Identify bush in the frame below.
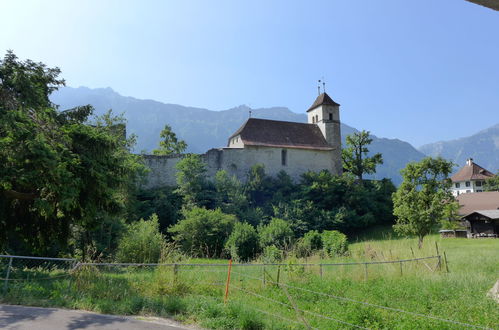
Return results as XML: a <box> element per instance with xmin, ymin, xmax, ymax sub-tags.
<box><xmin>295</xmin><ymin>230</ymin><xmax>323</xmax><ymax>258</ymax></box>
<box><xmin>261</xmin><ymin>245</ymin><xmax>283</xmax><ymax>263</ymax></box>
<box><xmin>322</xmin><ymin>230</ymin><xmax>348</xmax><ymax>257</ymax></box>
<box><xmin>225</xmin><ymin>222</ymin><xmax>259</xmax><ymax>262</ymax></box>
<box><xmin>168</xmin><ymin>207</ymin><xmax>236</xmax><ymax>258</ymax></box>
<box><xmin>115</xmin><ymin>214</ymin><xmax>165</xmax><ymax>263</ymax></box>
<box><xmin>258</xmin><ymin>218</ymin><xmax>294</xmax><ymax>250</ymax></box>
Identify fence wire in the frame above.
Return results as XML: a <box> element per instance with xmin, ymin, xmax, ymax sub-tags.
<box><xmin>0</xmin><ymin>254</ymin><xmax>490</xmax><ymax>330</ymax></box>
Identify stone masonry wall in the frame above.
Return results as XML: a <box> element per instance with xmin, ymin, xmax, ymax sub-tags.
<box><xmin>141</xmin><ymin>146</ymin><xmax>339</xmax><ymax>189</ymax></box>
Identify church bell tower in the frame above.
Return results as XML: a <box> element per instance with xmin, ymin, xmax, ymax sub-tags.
<box><xmin>307</xmin><ymin>91</ymin><xmax>342</xmax><ymax>174</ymax></box>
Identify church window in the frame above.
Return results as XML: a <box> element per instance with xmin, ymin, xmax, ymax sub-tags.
<box><xmin>315</xmin><ymin>115</ymin><xmax>318</xmax><ymax>123</ymax></box>
<box><xmin>465</xmin><ymin>181</ymin><xmax>470</xmax><ymax>187</ymax></box>
<box><xmin>476</xmin><ymin>181</ymin><xmax>482</xmax><ymax>187</ymax></box>
<box><xmin>312</xmin><ymin>117</ymin><xmax>315</xmax><ymax>124</ymax></box>
<box><xmin>455</xmin><ymin>183</ymin><xmax>460</xmax><ymax>188</ymax></box>
<box><xmin>281</xmin><ymin>149</ymin><xmax>287</xmax><ymax>166</ymax></box>
<box><xmin>329</xmin><ymin>113</ymin><xmax>333</xmax><ymax>121</ymax></box>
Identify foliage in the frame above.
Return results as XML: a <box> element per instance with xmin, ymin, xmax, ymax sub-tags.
<box><xmin>152</xmin><ymin>124</ymin><xmax>187</xmax><ymax>156</ymax></box>
<box><xmin>261</xmin><ymin>244</ymin><xmax>283</xmax><ymax>263</ymax></box>
<box><xmin>175</xmin><ymin>154</ymin><xmax>213</xmax><ymax>209</ymax></box>
<box><xmin>168</xmin><ymin>207</ymin><xmax>236</xmax><ymax>258</ymax></box>
<box><xmin>393</xmin><ymin>157</ymin><xmax>454</xmax><ymax>247</ymax></box>
<box><xmin>483</xmin><ymin>172</ymin><xmax>499</xmax><ymax>191</ymax></box>
<box><xmin>440</xmin><ymin>201</ymin><xmax>464</xmax><ymax>230</ymax></box>
<box><xmin>225</xmin><ymin>222</ymin><xmax>259</xmax><ymax>261</ymax></box>
<box><xmin>321</xmin><ymin>230</ymin><xmax>348</xmax><ymax>257</ymax></box>
<box><xmin>214</xmin><ymin>170</ymin><xmax>248</xmax><ymax>216</ymax></box>
<box><xmin>294</xmin><ymin>230</ymin><xmax>323</xmax><ymax>258</ymax></box>
<box><xmin>115</xmin><ymin>214</ymin><xmax>165</xmax><ymax>263</ymax></box>
<box><xmin>342</xmin><ymin>130</ymin><xmax>383</xmax><ymax>182</ymax></box>
<box><xmin>0</xmin><ymin>51</ymin><xmax>143</xmax><ymax>255</ymax></box>
<box><xmin>258</xmin><ymin>218</ymin><xmax>294</xmax><ymax>250</ymax></box>
<box><xmin>131</xmin><ymin>186</ymin><xmax>183</xmax><ymax>233</ymax></box>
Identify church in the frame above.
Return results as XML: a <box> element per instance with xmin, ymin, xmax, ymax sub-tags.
<box><xmin>142</xmin><ymin>92</ymin><xmax>343</xmax><ymax>189</ymax></box>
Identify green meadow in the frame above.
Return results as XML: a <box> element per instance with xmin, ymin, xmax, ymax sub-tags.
<box><xmin>2</xmin><ymin>235</ymin><xmax>498</xmax><ymax>329</ymax></box>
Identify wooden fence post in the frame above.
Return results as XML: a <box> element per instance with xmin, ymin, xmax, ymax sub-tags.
<box><xmin>262</xmin><ymin>266</ymin><xmax>266</xmax><ymax>286</ymax></box>
<box><xmin>276</xmin><ymin>265</ymin><xmax>281</xmax><ymax>285</ymax></box>
<box><xmin>173</xmin><ymin>263</ymin><xmax>178</xmax><ymax>283</ymax></box>
<box><xmin>364</xmin><ymin>263</ymin><xmax>368</xmax><ymax>281</ymax></box>
<box><xmin>399</xmin><ymin>261</ymin><xmax>403</xmax><ymax>276</ymax></box>
<box><xmin>443</xmin><ymin>251</ymin><xmax>449</xmax><ymax>273</ymax></box>
<box><xmin>319</xmin><ymin>264</ymin><xmax>323</xmax><ymax>279</ymax></box>
<box><xmin>224</xmin><ymin>259</ymin><xmax>233</xmax><ymax>304</ymax></box>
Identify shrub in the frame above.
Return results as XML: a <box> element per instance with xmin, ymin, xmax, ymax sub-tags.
<box><xmin>295</xmin><ymin>230</ymin><xmax>323</xmax><ymax>258</ymax></box>
<box><xmin>168</xmin><ymin>207</ymin><xmax>236</xmax><ymax>258</ymax></box>
<box><xmin>261</xmin><ymin>245</ymin><xmax>282</xmax><ymax>263</ymax></box>
<box><xmin>115</xmin><ymin>214</ymin><xmax>165</xmax><ymax>263</ymax></box>
<box><xmin>225</xmin><ymin>222</ymin><xmax>259</xmax><ymax>262</ymax></box>
<box><xmin>258</xmin><ymin>218</ymin><xmax>294</xmax><ymax>249</ymax></box>
<box><xmin>322</xmin><ymin>230</ymin><xmax>348</xmax><ymax>257</ymax></box>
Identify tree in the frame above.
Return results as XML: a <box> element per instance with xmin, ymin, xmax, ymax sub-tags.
<box><xmin>115</xmin><ymin>214</ymin><xmax>165</xmax><ymax>263</ymax></box>
<box><xmin>342</xmin><ymin>130</ymin><xmax>383</xmax><ymax>182</ymax></box>
<box><xmin>392</xmin><ymin>157</ymin><xmax>454</xmax><ymax>248</ymax></box>
<box><xmin>258</xmin><ymin>218</ymin><xmax>294</xmax><ymax>250</ymax></box>
<box><xmin>168</xmin><ymin>207</ymin><xmax>236</xmax><ymax>258</ymax></box>
<box><xmin>0</xmin><ymin>51</ymin><xmax>144</xmax><ymax>255</ymax></box>
<box><xmin>225</xmin><ymin>222</ymin><xmax>259</xmax><ymax>261</ymax></box>
<box><xmin>153</xmin><ymin>124</ymin><xmax>187</xmax><ymax>156</ymax></box>
<box><xmin>484</xmin><ymin>173</ymin><xmax>499</xmax><ymax>191</ymax></box>
<box><xmin>175</xmin><ymin>154</ymin><xmax>213</xmax><ymax>209</ymax></box>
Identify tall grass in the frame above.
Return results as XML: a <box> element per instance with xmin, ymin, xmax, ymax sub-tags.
<box><xmin>1</xmin><ymin>235</ymin><xmax>498</xmax><ymax>329</ymax></box>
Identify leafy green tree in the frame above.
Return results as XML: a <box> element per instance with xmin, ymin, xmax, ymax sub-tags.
<box><xmin>484</xmin><ymin>172</ymin><xmax>499</xmax><ymax>191</ymax></box>
<box><xmin>246</xmin><ymin>164</ymin><xmax>273</xmax><ymax>208</ymax></box>
<box><xmin>392</xmin><ymin>157</ymin><xmax>454</xmax><ymax>248</ymax></box>
<box><xmin>153</xmin><ymin>124</ymin><xmax>187</xmax><ymax>155</ymax></box>
<box><xmin>225</xmin><ymin>222</ymin><xmax>259</xmax><ymax>261</ymax></box>
<box><xmin>115</xmin><ymin>214</ymin><xmax>165</xmax><ymax>263</ymax></box>
<box><xmin>342</xmin><ymin>130</ymin><xmax>383</xmax><ymax>182</ymax></box>
<box><xmin>175</xmin><ymin>154</ymin><xmax>213</xmax><ymax>209</ymax></box>
<box><xmin>168</xmin><ymin>207</ymin><xmax>236</xmax><ymax>258</ymax></box>
<box><xmin>0</xmin><ymin>51</ymin><xmax>143</xmax><ymax>255</ymax></box>
<box><xmin>258</xmin><ymin>218</ymin><xmax>294</xmax><ymax>250</ymax></box>
<box><xmin>214</xmin><ymin>170</ymin><xmax>248</xmax><ymax>215</ymax></box>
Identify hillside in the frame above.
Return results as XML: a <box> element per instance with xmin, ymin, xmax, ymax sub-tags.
<box><xmin>51</xmin><ymin>86</ymin><xmax>426</xmax><ymax>184</ymax></box>
<box><xmin>419</xmin><ymin>124</ymin><xmax>499</xmax><ymax>173</ymax></box>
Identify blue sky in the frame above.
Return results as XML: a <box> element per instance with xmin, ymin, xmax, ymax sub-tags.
<box><xmin>1</xmin><ymin>0</ymin><xmax>498</xmax><ymax>147</ymax></box>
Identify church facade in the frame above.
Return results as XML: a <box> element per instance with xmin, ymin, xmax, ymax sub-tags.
<box><xmin>142</xmin><ymin>92</ymin><xmax>343</xmax><ymax>189</ymax></box>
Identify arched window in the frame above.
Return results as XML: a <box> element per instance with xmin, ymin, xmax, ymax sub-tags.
<box><xmin>329</xmin><ymin>113</ymin><xmax>333</xmax><ymax>121</ymax></box>
<box><xmin>315</xmin><ymin>115</ymin><xmax>319</xmax><ymax>123</ymax></box>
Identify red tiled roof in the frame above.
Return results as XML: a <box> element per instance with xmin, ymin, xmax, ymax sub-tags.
<box><xmin>228</xmin><ymin>118</ymin><xmax>333</xmax><ymax>151</ymax></box>
<box><xmin>451</xmin><ymin>161</ymin><xmax>495</xmax><ymax>182</ymax></box>
<box><xmin>457</xmin><ymin>191</ymin><xmax>499</xmax><ymax>216</ymax></box>
<box><xmin>307</xmin><ymin>92</ymin><xmax>340</xmax><ymax>112</ymax></box>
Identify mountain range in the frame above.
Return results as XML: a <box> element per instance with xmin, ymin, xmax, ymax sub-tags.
<box><xmin>50</xmin><ymin>87</ymin><xmax>498</xmax><ymax>185</ymax></box>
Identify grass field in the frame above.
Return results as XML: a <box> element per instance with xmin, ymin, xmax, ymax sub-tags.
<box><xmin>1</xmin><ymin>234</ymin><xmax>498</xmax><ymax>329</ymax></box>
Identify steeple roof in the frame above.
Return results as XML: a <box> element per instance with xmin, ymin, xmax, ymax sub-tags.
<box><xmin>307</xmin><ymin>92</ymin><xmax>340</xmax><ymax>112</ymax></box>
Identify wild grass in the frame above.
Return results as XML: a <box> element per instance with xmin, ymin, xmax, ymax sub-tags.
<box><xmin>1</xmin><ymin>235</ymin><xmax>498</xmax><ymax>329</ymax></box>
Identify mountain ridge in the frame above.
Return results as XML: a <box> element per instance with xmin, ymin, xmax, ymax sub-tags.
<box><xmin>51</xmin><ymin>86</ymin><xmax>429</xmax><ymax>185</ymax></box>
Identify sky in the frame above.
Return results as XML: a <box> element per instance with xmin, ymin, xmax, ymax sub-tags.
<box><xmin>1</xmin><ymin>0</ymin><xmax>498</xmax><ymax>147</ymax></box>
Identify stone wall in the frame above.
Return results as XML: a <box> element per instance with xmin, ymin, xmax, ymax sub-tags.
<box><xmin>141</xmin><ymin>146</ymin><xmax>340</xmax><ymax>189</ymax></box>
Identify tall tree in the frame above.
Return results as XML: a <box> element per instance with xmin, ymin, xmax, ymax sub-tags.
<box><xmin>392</xmin><ymin>157</ymin><xmax>454</xmax><ymax>248</ymax></box>
<box><xmin>153</xmin><ymin>124</ymin><xmax>187</xmax><ymax>155</ymax></box>
<box><xmin>342</xmin><ymin>130</ymin><xmax>383</xmax><ymax>182</ymax></box>
<box><xmin>175</xmin><ymin>154</ymin><xmax>213</xmax><ymax>208</ymax></box>
<box><xmin>484</xmin><ymin>172</ymin><xmax>499</xmax><ymax>191</ymax></box>
<box><xmin>0</xmin><ymin>51</ymin><xmax>143</xmax><ymax>255</ymax></box>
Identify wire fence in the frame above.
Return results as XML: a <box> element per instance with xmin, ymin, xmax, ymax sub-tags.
<box><xmin>0</xmin><ymin>254</ymin><xmax>491</xmax><ymax>329</ymax></box>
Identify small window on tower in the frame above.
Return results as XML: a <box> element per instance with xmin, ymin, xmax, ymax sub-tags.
<box><xmin>329</xmin><ymin>113</ymin><xmax>333</xmax><ymax>121</ymax></box>
<box><xmin>281</xmin><ymin>149</ymin><xmax>287</xmax><ymax>166</ymax></box>
<box><xmin>315</xmin><ymin>115</ymin><xmax>318</xmax><ymax>123</ymax></box>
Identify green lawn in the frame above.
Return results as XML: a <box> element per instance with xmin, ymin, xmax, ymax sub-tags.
<box><xmin>1</xmin><ymin>235</ymin><xmax>498</xmax><ymax>329</ymax></box>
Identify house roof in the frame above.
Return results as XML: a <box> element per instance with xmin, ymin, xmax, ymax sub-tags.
<box><xmin>464</xmin><ymin>210</ymin><xmax>499</xmax><ymax>220</ymax></box>
<box><xmin>451</xmin><ymin>161</ymin><xmax>495</xmax><ymax>182</ymax></box>
<box><xmin>457</xmin><ymin>191</ymin><xmax>499</xmax><ymax>216</ymax></box>
<box><xmin>228</xmin><ymin>118</ymin><xmax>333</xmax><ymax>150</ymax></box>
<box><xmin>307</xmin><ymin>92</ymin><xmax>340</xmax><ymax>112</ymax></box>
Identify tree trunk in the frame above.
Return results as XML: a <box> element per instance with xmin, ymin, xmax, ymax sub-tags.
<box><xmin>418</xmin><ymin>236</ymin><xmax>424</xmax><ymax>249</ymax></box>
